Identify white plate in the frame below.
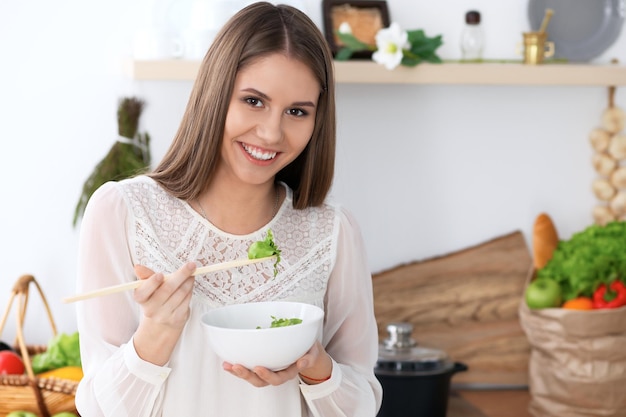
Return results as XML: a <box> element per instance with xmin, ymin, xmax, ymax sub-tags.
<box><xmin>528</xmin><ymin>0</ymin><xmax>625</xmax><ymax>62</ymax></box>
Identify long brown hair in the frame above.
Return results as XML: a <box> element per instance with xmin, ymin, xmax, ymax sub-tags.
<box><xmin>148</xmin><ymin>2</ymin><xmax>336</xmax><ymax>209</ymax></box>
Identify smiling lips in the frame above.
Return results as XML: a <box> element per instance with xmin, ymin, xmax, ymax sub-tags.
<box><xmin>242</xmin><ymin>143</ymin><xmax>278</xmax><ymax>161</ymax></box>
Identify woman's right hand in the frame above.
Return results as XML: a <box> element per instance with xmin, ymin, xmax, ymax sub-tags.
<box><xmin>134</xmin><ymin>262</ymin><xmax>197</xmax><ymax>328</ymax></box>
<box><xmin>131</xmin><ymin>262</ymin><xmax>197</xmax><ymax>365</ymax></box>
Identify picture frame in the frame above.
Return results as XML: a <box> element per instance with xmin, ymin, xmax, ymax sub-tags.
<box><xmin>322</xmin><ymin>0</ymin><xmax>391</xmax><ymax>59</ymax></box>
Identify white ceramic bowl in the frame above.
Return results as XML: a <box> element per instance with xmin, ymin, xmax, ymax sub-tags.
<box><xmin>201</xmin><ymin>301</ymin><xmax>324</xmax><ymax>371</ymax></box>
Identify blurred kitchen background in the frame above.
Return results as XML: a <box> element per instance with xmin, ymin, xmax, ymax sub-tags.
<box><xmin>1</xmin><ymin>0</ymin><xmax>624</xmax><ymax>343</ymax></box>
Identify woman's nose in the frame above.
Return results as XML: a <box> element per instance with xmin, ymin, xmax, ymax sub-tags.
<box><xmin>256</xmin><ymin>112</ymin><xmax>283</xmax><ymax>143</ymax></box>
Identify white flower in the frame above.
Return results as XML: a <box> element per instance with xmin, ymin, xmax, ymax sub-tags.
<box><xmin>372</xmin><ymin>22</ymin><xmax>409</xmax><ymax>70</ymax></box>
<box><xmin>338</xmin><ymin>22</ymin><xmax>352</xmax><ymax>35</ymax></box>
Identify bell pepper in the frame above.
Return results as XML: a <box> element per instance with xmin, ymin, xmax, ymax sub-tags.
<box><xmin>592</xmin><ymin>280</ymin><xmax>626</xmax><ymax>309</ymax></box>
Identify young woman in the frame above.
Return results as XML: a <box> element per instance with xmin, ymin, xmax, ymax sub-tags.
<box><xmin>75</xmin><ymin>2</ymin><xmax>382</xmax><ymax>416</ymax></box>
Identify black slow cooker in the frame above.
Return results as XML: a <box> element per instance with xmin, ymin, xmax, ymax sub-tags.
<box><xmin>375</xmin><ymin>322</ymin><xmax>468</xmax><ymax>417</ymax></box>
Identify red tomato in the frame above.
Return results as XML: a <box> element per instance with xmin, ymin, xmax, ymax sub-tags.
<box><xmin>0</xmin><ymin>350</ymin><xmax>25</xmax><ymax>375</ymax></box>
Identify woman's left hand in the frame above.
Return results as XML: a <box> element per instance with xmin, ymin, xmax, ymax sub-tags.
<box><xmin>223</xmin><ymin>340</ymin><xmax>332</xmax><ymax>387</ymax></box>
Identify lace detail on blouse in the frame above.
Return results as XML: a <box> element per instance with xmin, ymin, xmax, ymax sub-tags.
<box><xmin>117</xmin><ymin>177</ymin><xmax>337</xmax><ymax>307</ymax></box>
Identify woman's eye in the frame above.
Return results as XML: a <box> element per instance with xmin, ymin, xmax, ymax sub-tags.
<box><xmin>244</xmin><ymin>97</ymin><xmax>263</xmax><ymax>107</ymax></box>
<box><xmin>287</xmin><ymin>108</ymin><xmax>308</xmax><ymax>117</ymax></box>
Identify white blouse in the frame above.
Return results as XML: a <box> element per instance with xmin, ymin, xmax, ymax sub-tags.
<box><xmin>74</xmin><ymin>176</ymin><xmax>382</xmax><ymax>417</ymax></box>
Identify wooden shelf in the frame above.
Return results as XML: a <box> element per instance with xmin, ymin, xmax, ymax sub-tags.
<box><xmin>125</xmin><ymin>59</ymin><xmax>200</xmax><ymax>81</ymax></box>
<box><xmin>334</xmin><ymin>61</ymin><xmax>626</xmax><ymax>86</ymax></box>
<box><xmin>126</xmin><ymin>59</ymin><xmax>626</xmax><ymax>86</ymax></box>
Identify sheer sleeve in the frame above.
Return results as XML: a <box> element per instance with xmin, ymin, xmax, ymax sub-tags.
<box><xmin>299</xmin><ymin>206</ymin><xmax>383</xmax><ymax>416</ymax></box>
<box><xmin>74</xmin><ymin>182</ymin><xmax>170</xmax><ymax>417</ymax></box>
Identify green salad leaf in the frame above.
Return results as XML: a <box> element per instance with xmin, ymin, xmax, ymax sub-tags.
<box><xmin>269</xmin><ymin>316</ymin><xmax>302</xmax><ymax>328</ymax></box>
<box><xmin>257</xmin><ymin>316</ymin><xmax>302</xmax><ymax>329</ymax></box>
<box><xmin>537</xmin><ymin>221</ymin><xmax>626</xmax><ymax>300</ymax></box>
<box><xmin>32</xmin><ymin>331</ymin><xmax>81</xmax><ymax>374</ymax></box>
<box><xmin>248</xmin><ymin>229</ymin><xmax>281</xmax><ymax>277</ymax></box>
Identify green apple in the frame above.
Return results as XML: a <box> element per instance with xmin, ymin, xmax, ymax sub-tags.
<box><xmin>525</xmin><ymin>278</ymin><xmax>562</xmax><ymax>309</ymax></box>
<box><xmin>6</xmin><ymin>411</ymin><xmax>38</xmax><ymax>417</ymax></box>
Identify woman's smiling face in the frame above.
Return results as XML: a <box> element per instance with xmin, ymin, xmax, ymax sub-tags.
<box><xmin>220</xmin><ymin>53</ymin><xmax>320</xmax><ymax>186</ymax></box>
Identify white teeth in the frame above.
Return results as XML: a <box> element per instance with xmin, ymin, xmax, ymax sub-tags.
<box><xmin>242</xmin><ymin>144</ymin><xmax>277</xmax><ymax>161</ymax></box>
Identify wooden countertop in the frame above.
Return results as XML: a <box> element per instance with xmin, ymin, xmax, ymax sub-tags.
<box><xmin>448</xmin><ymin>393</ymin><xmax>490</xmax><ymax>417</ymax></box>
<box><xmin>454</xmin><ymin>389</ymin><xmax>532</xmax><ymax>417</ymax></box>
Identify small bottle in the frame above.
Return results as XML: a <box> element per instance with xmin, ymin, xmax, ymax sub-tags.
<box><xmin>460</xmin><ymin>10</ymin><xmax>484</xmax><ymax>61</ymax></box>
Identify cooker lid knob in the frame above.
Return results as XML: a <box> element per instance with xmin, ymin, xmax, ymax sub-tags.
<box><xmin>377</xmin><ymin>322</ymin><xmax>452</xmax><ymax>374</ymax></box>
<box><xmin>383</xmin><ymin>322</ymin><xmax>417</xmax><ymax>350</ymax></box>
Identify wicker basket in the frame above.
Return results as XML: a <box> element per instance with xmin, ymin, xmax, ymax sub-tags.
<box><xmin>0</xmin><ymin>275</ymin><xmax>79</xmax><ymax>417</ymax></box>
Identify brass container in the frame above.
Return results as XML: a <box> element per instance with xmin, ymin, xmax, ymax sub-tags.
<box><xmin>521</xmin><ymin>31</ymin><xmax>554</xmax><ymax>65</ymax></box>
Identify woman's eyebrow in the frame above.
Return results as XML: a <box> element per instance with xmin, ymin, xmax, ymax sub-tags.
<box><xmin>293</xmin><ymin>100</ymin><xmax>317</xmax><ymax>108</ymax></box>
<box><xmin>241</xmin><ymin>88</ymin><xmax>316</xmax><ymax>108</ymax></box>
<box><xmin>242</xmin><ymin>88</ymin><xmax>270</xmax><ymax>100</ymax></box>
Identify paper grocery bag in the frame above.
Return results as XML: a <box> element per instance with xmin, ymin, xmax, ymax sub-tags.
<box><xmin>519</xmin><ymin>273</ymin><xmax>626</xmax><ymax>417</ymax></box>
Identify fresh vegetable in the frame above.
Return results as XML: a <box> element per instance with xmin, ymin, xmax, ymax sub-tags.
<box><xmin>257</xmin><ymin>316</ymin><xmax>303</xmax><ymax>329</ymax></box>
<box><xmin>31</xmin><ymin>332</ymin><xmax>81</xmax><ymax>374</ymax></box>
<box><xmin>592</xmin><ymin>280</ymin><xmax>626</xmax><ymax>309</ymax></box>
<box><xmin>525</xmin><ymin>278</ymin><xmax>562</xmax><ymax>309</ymax></box>
<box><xmin>37</xmin><ymin>365</ymin><xmax>83</xmax><ymax>381</ymax></box>
<box><xmin>536</xmin><ymin>221</ymin><xmax>626</xmax><ymax>300</ymax></box>
<box><xmin>0</xmin><ymin>350</ymin><xmax>25</xmax><ymax>375</ymax></box>
<box><xmin>6</xmin><ymin>411</ymin><xmax>38</xmax><ymax>417</ymax></box>
<box><xmin>248</xmin><ymin>229</ymin><xmax>281</xmax><ymax>277</ymax></box>
<box><xmin>562</xmin><ymin>297</ymin><xmax>594</xmax><ymax>310</ymax></box>
<box><xmin>6</xmin><ymin>413</ymin><xmax>76</xmax><ymax>417</ymax></box>
<box><xmin>269</xmin><ymin>316</ymin><xmax>302</xmax><ymax>328</ymax></box>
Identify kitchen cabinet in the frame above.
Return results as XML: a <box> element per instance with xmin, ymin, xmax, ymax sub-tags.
<box><xmin>126</xmin><ymin>59</ymin><xmax>626</xmax><ymax>86</ymax></box>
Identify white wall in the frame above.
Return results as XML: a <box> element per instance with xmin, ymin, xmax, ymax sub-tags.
<box><xmin>1</xmin><ymin>0</ymin><xmax>624</xmax><ymax>344</ymax></box>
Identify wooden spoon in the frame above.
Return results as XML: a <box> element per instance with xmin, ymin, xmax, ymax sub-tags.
<box><xmin>63</xmin><ymin>256</ymin><xmax>277</xmax><ymax>303</ymax></box>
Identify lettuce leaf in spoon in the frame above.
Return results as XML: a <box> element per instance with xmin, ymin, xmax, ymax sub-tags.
<box><xmin>248</xmin><ymin>229</ymin><xmax>281</xmax><ymax>277</ymax></box>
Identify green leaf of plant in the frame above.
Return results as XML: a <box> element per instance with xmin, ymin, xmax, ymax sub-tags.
<box><xmin>335</xmin><ymin>31</ymin><xmax>372</xmax><ymax>51</ymax></box>
<box><xmin>401</xmin><ymin>50</ymin><xmax>422</xmax><ymax>67</ymax></box>
<box><xmin>335</xmin><ymin>47</ymin><xmax>355</xmax><ymax>61</ymax></box>
<box><xmin>73</xmin><ymin>97</ymin><xmax>151</xmax><ymax>227</ymax></box>
<box><xmin>404</xmin><ymin>30</ymin><xmax>443</xmax><ymax>65</ymax></box>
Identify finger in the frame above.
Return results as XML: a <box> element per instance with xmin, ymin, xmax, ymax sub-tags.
<box><xmin>134</xmin><ymin>263</ymin><xmax>196</xmax><ymax>324</ymax></box>
<box><xmin>133</xmin><ymin>272</ymin><xmax>165</xmax><ymax>304</ymax></box>
<box><xmin>162</xmin><ymin>262</ymin><xmax>197</xmax><ymax>289</ymax></box>
<box><xmin>163</xmin><ymin>277</ymin><xmax>195</xmax><ymax>319</ymax></box>
<box><xmin>135</xmin><ymin>262</ymin><xmax>196</xmax><ymax>283</ymax></box>
<box><xmin>226</xmin><ymin>364</ymin><xmax>269</xmax><ymax>388</ymax></box>
<box><xmin>137</xmin><ymin>262</ymin><xmax>196</xmax><ymax>304</ymax></box>
<box><xmin>156</xmin><ymin>263</ymin><xmax>196</xmax><ymax>306</ymax></box>
<box><xmin>134</xmin><ymin>264</ymin><xmax>155</xmax><ymax>280</ymax></box>
<box><xmin>296</xmin><ymin>341</ymin><xmax>321</xmax><ymax>371</ymax></box>
<box><xmin>133</xmin><ymin>265</ymin><xmax>162</xmax><ymax>303</ymax></box>
<box><xmin>253</xmin><ymin>364</ymin><xmax>299</xmax><ymax>386</ymax></box>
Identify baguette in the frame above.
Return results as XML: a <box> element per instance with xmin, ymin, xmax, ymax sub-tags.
<box><xmin>532</xmin><ymin>213</ymin><xmax>559</xmax><ymax>270</ymax></box>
